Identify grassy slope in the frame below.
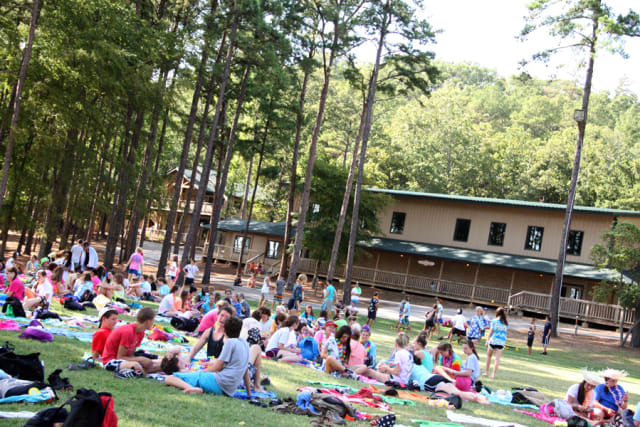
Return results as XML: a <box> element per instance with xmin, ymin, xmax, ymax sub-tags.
<box><xmin>0</xmin><ymin>303</ymin><xmax>639</xmax><ymax>427</ymax></box>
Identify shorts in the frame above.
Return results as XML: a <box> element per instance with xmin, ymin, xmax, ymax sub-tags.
<box><xmin>425</xmin><ymin>319</ymin><xmax>435</xmax><ymax>329</ymax></box>
<box><xmin>173</xmin><ymin>371</ymin><xmax>223</xmax><ymax>395</ymax></box>
<box><xmin>128</xmin><ymin>268</ymin><xmax>140</xmax><ymax>277</ymax></box>
<box><xmin>273</xmin><ymin>294</ymin><xmax>283</xmax><ymax>303</ymax></box>
<box><xmin>261</xmin><ymin>292</ymin><xmax>269</xmax><ymax>300</ymax></box>
<box><xmin>104</xmin><ymin>359</ymin><xmax>124</xmax><ymax>372</ymax></box>
<box><xmin>265</xmin><ymin>349</ymin><xmax>279</xmax><ymax>359</ymax></box>
<box><xmin>488</xmin><ymin>343</ymin><xmax>504</xmax><ymax>350</ymax></box>
<box><xmin>324</xmin><ymin>300</ymin><xmax>334</xmax><ymax>313</ymax></box>
<box><xmin>542</xmin><ymin>336</ymin><xmax>550</xmax><ymax>346</ymax></box>
<box><xmin>527</xmin><ymin>335</ymin><xmax>534</xmax><ymax>347</ymax></box>
<box><xmin>168</xmin><ymin>275</ymin><xmax>175</xmax><ymax>281</ymax></box>
<box><xmin>423</xmin><ymin>375</ymin><xmax>451</xmax><ymax>393</ymax></box>
<box><xmin>368</xmin><ymin>310</ymin><xmax>376</xmax><ymax>320</ymax></box>
<box><xmin>185</xmin><ymin>278</ymin><xmax>194</xmax><ymax>286</ymax></box>
<box><xmin>451</xmin><ymin>328</ymin><xmax>465</xmax><ymax>337</ymax></box>
<box><xmin>401</xmin><ymin>316</ymin><xmax>410</xmax><ymax>325</ymax></box>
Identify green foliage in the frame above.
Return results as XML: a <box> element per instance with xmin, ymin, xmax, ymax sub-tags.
<box><xmin>591</xmin><ymin>221</ymin><xmax>640</xmax><ymax>308</ymax></box>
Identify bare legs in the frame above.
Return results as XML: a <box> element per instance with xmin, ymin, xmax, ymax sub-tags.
<box><xmin>436</xmin><ymin>382</ymin><xmax>489</xmax><ymax>404</ymax></box>
<box><xmin>484</xmin><ymin>348</ymin><xmax>502</xmax><ymax>379</ymax></box>
<box><xmin>165</xmin><ymin>375</ymin><xmax>203</xmax><ymax>394</ymax></box>
<box><xmin>249</xmin><ymin>344</ymin><xmax>266</xmax><ymax>392</ymax></box>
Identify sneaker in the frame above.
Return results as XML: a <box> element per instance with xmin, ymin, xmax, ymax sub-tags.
<box><xmin>114</xmin><ymin>368</ymin><xmax>136</xmax><ymax>379</ymax></box>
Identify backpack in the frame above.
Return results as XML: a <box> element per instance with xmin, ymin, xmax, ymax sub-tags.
<box><xmin>298</xmin><ymin>337</ymin><xmax>319</xmax><ymax>361</ymax></box>
<box><xmin>2</xmin><ymin>296</ymin><xmax>26</xmax><ymax>318</ymax></box>
<box><xmin>170</xmin><ymin>316</ymin><xmax>199</xmax><ymax>332</ymax></box>
<box><xmin>0</xmin><ymin>343</ymin><xmax>44</xmax><ymax>381</ymax></box>
<box><xmin>63</xmin><ymin>298</ymin><xmax>86</xmax><ymax>311</ymax></box>
<box><xmin>63</xmin><ymin>388</ymin><xmax>117</xmax><ymax>427</ymax></box>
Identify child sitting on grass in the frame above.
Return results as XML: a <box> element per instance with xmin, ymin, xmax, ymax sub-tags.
<box><xmin>165</xmin><ymin>316</ymin><xmax>252</xmax><ymax>396</ymax></box>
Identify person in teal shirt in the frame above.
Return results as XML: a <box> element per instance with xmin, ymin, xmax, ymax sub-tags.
<box><xmin>323</xmin><ymin>280</ymin><xmax>336</xmax><ymax>317</ymax></box>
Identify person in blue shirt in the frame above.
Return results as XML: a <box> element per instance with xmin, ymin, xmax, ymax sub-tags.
<box><xmin>542</xmin><ymin>315</ymin><xmax>552</xmax><ymax>355</ymax></box>
<box><xmin>74</xmin><ymin>272</ymin><xmax>94</xmax><ymax>301</ymax></box>
<box><xmin>594</xmin><ymin>369</ymin><xmax>629</xmax><ymax>420</ymax></box>
<box><xmin>484</xmin><ymin>307</ymin><xmax>508</xmax><ymax>379</ymax></box>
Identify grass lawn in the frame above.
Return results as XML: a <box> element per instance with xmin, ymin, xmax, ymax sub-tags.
<box><xmin>1</xmin><ymin>300</ymin><xmax>639</xmax><ymax>427</ymax></box>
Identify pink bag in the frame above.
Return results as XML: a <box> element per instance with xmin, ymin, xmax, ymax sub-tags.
<box><xmin>455</xmin><ymin>376</ymin><xmax>473</xmax><ymax>392</ymax></box>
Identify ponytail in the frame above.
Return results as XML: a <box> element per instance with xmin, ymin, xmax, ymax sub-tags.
<box><xmin>497</xmin><ymin>307</ymin><xmax>508</xmax><ymax>326</ymax></box>
<box><xmin>466</xmin><ymin>339</ymin><xmax>480</xmax><ymax>361</ymax></box>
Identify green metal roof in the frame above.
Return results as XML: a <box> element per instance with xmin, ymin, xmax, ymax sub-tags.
<box><xmin>215</xmin><ymin>218</ymin><xmax>293</xmax><ymax>236</ymax></box>
<box><xmin>366</xmin><ymin>188</ymin><xmax>640</xmax><ymax>218</ymax></box>
<box><xmin>359</xmin><ymin>236</ymin><xmax>627</xmax><ymax>282</ymax></box>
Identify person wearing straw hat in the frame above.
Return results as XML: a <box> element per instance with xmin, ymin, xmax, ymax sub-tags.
<box><xmin>594</xmin><ymin>368</ymin><xmax>629</xmax><ymax>420</ymax></box>
<box><xmin>565</xmin><ymin>369</ymin><xmax>604</xmax><ymax>424</ymax></box>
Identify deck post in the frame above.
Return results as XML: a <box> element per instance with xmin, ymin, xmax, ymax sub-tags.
<box><xmin>470</xmin><ymin>264</ymin><xmax>480</xmax><ymax>303</ymax></box>
<box><xmin>402</xmin><ymin>256</ymin><xmax>410</xmax><ymax>294</ymax></box>
<box><xmin>508</xmin><ymin>271</ymin><xmax>516</xmax><ymax>301</ymax></box>
<box><xmin>372</xmin><ymin>253</ymin><xmax>380</xmax><ymax>290</ymax></box>
<box><xmin>437</xmin><ymin>261</ymin><xmax>445</xmax><ymax>294</ymax></box>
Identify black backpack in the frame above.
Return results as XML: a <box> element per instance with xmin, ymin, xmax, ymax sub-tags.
<box><xmin>0</xmin><ymin>343</ymin><xmax>44</xmax><ymax>381</ymax></box>
<box><xmin>24</xmin><ymin>406</ymin><xmax>69</xmax><ymax>427</ymax></box>
<box><xmin>170</xmin><ymin>316</ymin><xmax>199</xmax><ymax>332</ymax></box>
<box><xmin>63</xmin><ymin>298</ymin><xmax>86</xmax><ymax>311</ymax></box>
<box><xmin>2</xmin><ymin>296</ymin><xmax>26</xmax><ymax>318</ymax></box>
<box><xmin>62</xmin><ymin>388</ymin><xmax>105</xmax><ymax>427</ymax></box>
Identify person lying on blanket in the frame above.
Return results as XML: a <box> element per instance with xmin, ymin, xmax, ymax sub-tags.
<box><xmin>409</xmin><ymin>333</ymin><xmax>489</xmax><ymax>405</ymax></box>
<box><xmin>165</xmin><ymin>316</ymin><xmax>253</xmax><ymax>396</ymax></box>
<box><xmin>361</xmin><ymin>332</ymin><xmax>414</xmax><ymax>385</ymax></box>
<box><xmin>101</xmin><ymin>307</ymin><xmax>161</xmax><ymax>377</ymax></box>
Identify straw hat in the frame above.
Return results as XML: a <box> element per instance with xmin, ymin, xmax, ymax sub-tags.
<box><xmin>581</xmin><ymin>369</ymin><xmax>601</xmax><ymax>386</ymax></box>
<box><xmin>599</xmin><ymin>368</ymin><xmax>628</xmax><ymax>381</ymax></box>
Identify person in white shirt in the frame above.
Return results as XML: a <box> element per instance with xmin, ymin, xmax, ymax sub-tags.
<box><xmin>5</xmin><ymin>252</ymin><xmax>18</xmax><ymax>269</ymax></box>
<box><xmin>265</xmin><ymin>315</ymin><xmax>302</xmax><ymax>363</ymax></box>
<box><xmin>70</xmin><ymin>240</ymin><xmax>84</xmax><ymax>272</ymax></box>
<box><xmin>259</xmin><ymin>272</ymin><xmax>273</xmax><ymax>308</ymax></box>
<box><xmin>184</xmin><ymin>259</ymin><xmax>199</xmax><ymax>286</ymax></box>
<box><xmin>24</xmin><ymin>271</ymin><xmax>54</xmax><ymax>310</ymax></box>
<box><xmin>450</xmin><ymin>308</ymin><xmax>467</xmax><ymax>343</ymax></box>
<box><xmin>80</xmin><ymin>242</ymin><xmax>99</xmax><ymax>270</ymax></box>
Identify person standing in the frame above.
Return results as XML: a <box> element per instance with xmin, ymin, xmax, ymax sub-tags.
<box><xmin>367</xmin><ymin>292</ymin><xmax>379</xmax><ymax>327</ymax></box>
<box><xmin>527</xmin><ymin>318</ymin><xmax>536</xmax><ymax>355</ymax></box>
<box><xmin>81</xmin><ymin>242</ymin><xmax>99</xmax><ymax>271</ymax></box>
<box><xmin>272</xmin><ymin>274</ymin><xmax>286</xmax><ymax>311</ymax></box>
<box><xmin>70</xmin><ymin>240</ymin><xmax>84</xmax><ymax>272</ymax></box>
<box><xmin>184</xmin><ymin>259</ymin><xmax>199</xmax><ymax>286</ymax></box>
<box><xmin>467</xmin><ymin>306</ymin><xmax>490</xmax><ymax>344</ymax></box>
<box><xmin>259</xmin><ymin>272</ymin><xmax>273</xmax><ymax>307</ymax></box>
<box><xmin>350</xmin><ymin>282</ymin><xmax>362</xmax><ymax>308</ymax></box>
<box><xmin>436</xmin><ymin>299</ymin><xmax>444</xmax><ymax>334</ymax></box>
<box><xmin>542</xmin><ymin>315</ymin><xmax>551</xmax><ymax>355</ymax></box>
<box><xmin>126</xmin><ymin>247</ymin><xmax>144</xmax><ymax>282</ymax></box>
<box><xmin>322</xmin><ymin>279</ymin><xmax>336</xmax><ymax>317</ymax></box>
<box><xmin>484</xmin><ymin>307</ymin><xmax>508</xmax><ymax>379</ymax></box>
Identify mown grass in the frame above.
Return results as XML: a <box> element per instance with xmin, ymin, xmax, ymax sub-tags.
<box><xmin>1</xmin><ymin>300</ymin><xmax>639</xmax><ymax>427</ymax></box>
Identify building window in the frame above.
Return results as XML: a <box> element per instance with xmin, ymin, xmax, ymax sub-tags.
<box><xmin>524</xmin><ymin>226</ymin><xmax>544</xmax><ymax>251</ymax></box>
<box><xmin>233</xmin><ymin>236</ymin><xmax>251</xmax><ymax>254</ymax></box>
<box><xmin>216</xmin><ymin>232</ymin><xmax>225</xmax><ymax>245</ymax></box>
<box><xmin>566</xmin><ymin>230</ymin><xmax>584</xmax><ymax>256</ymax></box>
<box><xmin>266</xmin><ymin>240</ymin><xmax>281</xmax><ymax>259</ymax></box>
<box><xmin>488</xmin><ymin>222</ymin><xmax>506</xmax><ymax>246</ymax></box>
<box><xmin>390</xmin><ymin>212</ymin><xmax>406</xmax><ymax>234</ymax></box>
<box><xmin>453</xmin><ymin>219</ymin><xmax>471</xmax><ymax>242</ymax></box>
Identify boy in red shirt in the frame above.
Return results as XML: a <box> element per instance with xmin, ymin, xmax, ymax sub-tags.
<box><xmin>102</xmin><ymin>307</ymin><xmax>158</xmax><ymax>377</ymax></box>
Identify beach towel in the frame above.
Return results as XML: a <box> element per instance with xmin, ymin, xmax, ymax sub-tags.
<box><xmin>0</xmin><ymin>388</ymin><xmax>55</xmax><ymax>404</ymax></box>
<box><xmin>447</xmin><ymin>410</ymin><xmax>529</xmax><ymax>427</ymax></box>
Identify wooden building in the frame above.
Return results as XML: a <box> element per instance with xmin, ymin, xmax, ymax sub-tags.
<box><xmin>212</xmin><ymin>188</ymin><xmax>638</xmax><ymax>327</ymax></box>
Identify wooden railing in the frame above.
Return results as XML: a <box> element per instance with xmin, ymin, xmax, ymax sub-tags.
<box><xmin>210</xmin><ymin>244</ymin><xmax>281</xmax><ymax>272</ymax></box>
<box><xmin>296</xmin><ymin>258</ymin><xmax>511</xmax><ymax>305</ymax></box>
<box><xmin>509</xmin><ymin>291</ymin><xmax>635</xmax><ymax>327</ymax></box>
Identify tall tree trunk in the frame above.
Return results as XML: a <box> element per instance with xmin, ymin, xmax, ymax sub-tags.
<box><xmin>326</xmin><ymin>101</ymin><xmax>366</xmax><ymax>283</ymax></box>
<box><xmin>25</xmin><ymin>196</ymin><xmax>40</xmax><ymax>254</ymax></box>
<box><xmin>39</xmin><ymin>129</ymin><xmax>78</xmax><ymax>258</ymax></box>
<box><xmin>173</xmin><ymin>33</ymin><xmax>227</xmax><ymax>254</ymax></box>
<box><xmin>550</xmin><ymin>19</ymin><xmax>598</xmax><ymax>337</ymax></box>
<box><xmin>177</xmin><ymin>13</ymin><xmax>240</xmax><ymax>285</ymax></box>
<box><xmin>156</xmin><ymin>43</ymin><xmax>210</xmax><ymax>277</ymax></box>
<box><xmin>236</xmin><ymin>113</ymin><xmax>270</xmax><ymax>277</ymax></box>
<box><xmin>104</xmin><ymin>108</ymin><xmax>144</xmax><ymax>267</ymax></box>
<box><xmin>286</xmin><ymin>25</ymin><xmax>340</xmax><ymax>290</ymax></box>
<box><xmin>343</xmin><ymin>9</ymin><xmax>389</xmax><ymax>304</ymax></box>
<box><xmin>240</xmin><ymin>155</ymin><xmax>254</xmax><ymax>220</ymax></box>
<box><xmin>279</xmin><ymin>68</ymin><xmax>311</xmax><ymax>279</ymax></box>
<box><xmin>0</xmin><ymin>0</ymin><xmax>40</xmax><ymax>211</ymax></box>
<box><xmin>199</xmin><ymin>62</ymin><xmax>250</xmax><ymax>285</ymax></box>
<box><xmin>125</xmin><ymin>71</ymin><xmax>170</xmax><ymax>260</ymax></box>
